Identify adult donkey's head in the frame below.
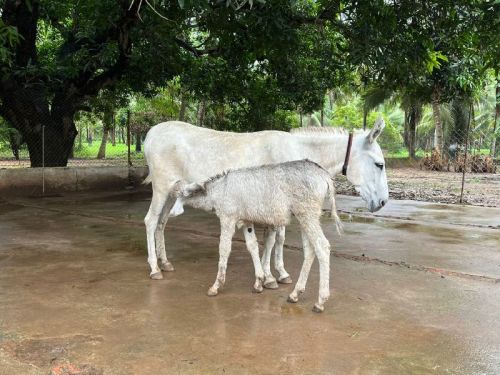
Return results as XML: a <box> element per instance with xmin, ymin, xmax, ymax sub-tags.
<box><xmin>345</xmin><ymin>117</ymin><xmax>389</xmax><ymax>212</ymax></box>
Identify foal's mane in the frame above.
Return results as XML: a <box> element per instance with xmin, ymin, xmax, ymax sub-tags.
<box><xmin>201</xmin><ymin>159</ymin><xmax>328</xmax><ymax>189</ymax></box>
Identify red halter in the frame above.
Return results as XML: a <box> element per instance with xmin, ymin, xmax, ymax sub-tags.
<box><xmin>342</xmin><ymin>132</ymin><xmax>353</xmax><ymax>176</ymax></box>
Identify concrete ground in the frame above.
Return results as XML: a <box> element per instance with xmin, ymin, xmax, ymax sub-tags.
<box><xmin>0</xmin><ymin>189</ymin><xmax>499</xmax><ymax>375</ymax></box>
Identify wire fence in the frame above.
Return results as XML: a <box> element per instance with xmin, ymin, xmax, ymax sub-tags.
<box><xmin>1</xmin><ymin>118</ymin><xmax>498</xmax><ymax>206</ymax></box>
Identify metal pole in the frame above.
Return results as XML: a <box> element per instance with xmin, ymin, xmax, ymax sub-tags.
<box><xmin>42</xmin><ymin>125</ymin><xmax>45</xmax><ymax>196</ymax></box>
<box><xmin>126</xmin><ymin>110</ymin><xmax>132</xmax><ymax>167</ymax></box>
<box><xmin>459</xmin><ymin>102</ymin><xmax>473</xmax><ymax>204</ymax></box>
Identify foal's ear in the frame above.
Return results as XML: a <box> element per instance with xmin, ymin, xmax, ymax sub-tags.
<box><xmin>183</xmin><ymin>182</ymin><xmax>205</xmax><ymax>197</ymax></box>
<box><xmin>367</xmin><ymin>116</ymin><xmax>385</xmax><ymax>144</ymax></box>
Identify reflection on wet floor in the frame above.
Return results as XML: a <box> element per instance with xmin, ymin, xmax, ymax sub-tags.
<box><xmin>0</xmin><ymin>190</ymin><xmax>499</xmax><ymax>374</ymax></box>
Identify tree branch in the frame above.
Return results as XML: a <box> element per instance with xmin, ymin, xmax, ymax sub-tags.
<box><xmin>53</xmin><ymin>0</ymin><xmax>141</xmax><ymax>111</ymax></box>
<box><xmin>175</xmin><ymin>37</ymin><xmax>221</xmax><ymax>57</ymax></box>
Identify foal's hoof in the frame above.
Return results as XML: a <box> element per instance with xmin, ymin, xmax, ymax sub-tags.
<box><xmin>207</xmin><ymin>287</ymin><xmax>219</xmax><ymax>297</ymax></box>
<box><xmin>312</xmin><ymin>304</ymin><xmax>324</xmax><ymax>313</ymax></box>
<box><xmin>279</xmin><ymin>276</ymin><xmax>293</xmax><ymax>284</ymax></box>
<box><xmin>160</xmin><ymin>262</ymin><xmax>175</xmax><ymax>272</ymax></box>
<box><xmin>263</xmin><ymin>280</ymin><xmax>279</xmax><ymax>289</ymax></box>
<box><xmin>287</xmin><ymin>295</ymin><xmax>298</xmax><ymax>303</ymax></box>
<box><xmin>150</xmin><ymin>272</ymin><xmax>163</xmax><ymax>280</ymax></box>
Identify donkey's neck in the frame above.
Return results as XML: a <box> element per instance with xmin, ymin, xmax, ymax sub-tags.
<box><xmin>292</xmin><ymin>133</ymin><xmax>351</xmax><ymax>175</ymax></box>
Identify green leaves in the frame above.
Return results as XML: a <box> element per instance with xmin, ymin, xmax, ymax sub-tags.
<box><xmin>0</xmin><ymin>19</ymin><xmax>21</xmax><ymax>66</ymax></box>
<box><xmin>426</xmin><ymin>50</ymin><xmax>448</xmax><ymax>73</ymax></box>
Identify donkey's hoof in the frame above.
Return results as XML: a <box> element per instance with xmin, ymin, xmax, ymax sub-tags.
<box><xmin>264</xmin><ymin>280</ymin><xmax>279</xmax><ymax>289</ymax></box>
<box><xmin>160</xmin><ymin>262</ymin><xmax>175</xmax><ymax>272</ymax></box>
<box><xmin>253</xmin><ymin>285</ymin><xmax>264</xmax><ymax>293</ymax></box>
<box><xmin>279</xmin><ymin>276</ymin><xmax>293</xmax><ymax>284</ymax></box>
<box><xmin>207</xmin><ymin>287</ymin><xmax>219</xmax><ymax>297</ymax></box>
<box><xmin>287</xmin><ymin>295</ymin><xmax>298</xmax><ymax>303</ymax></box>
<box><xmin>312</xmin><ymin>304</ymin><xmax>324</xmax><ymax>313</ymax></box>
<box><xmin>150</xmin><ymin>272</ymin><xmax>163</xmax><ymax>280</ymax></box>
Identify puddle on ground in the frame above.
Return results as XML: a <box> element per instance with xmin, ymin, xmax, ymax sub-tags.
<box><xmin>280</xmin><ymin>303</ymin><xmax>305</xmax><ymax>316</ymax></box>
<box><xmin>0</xmin><ymin>203</ymin><xmax>23</xmax><ymax>216</ymax></box>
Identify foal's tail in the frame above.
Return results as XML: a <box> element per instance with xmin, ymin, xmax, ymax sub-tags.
<box><xmin>327</xmin><ymin>177</ymin><xmax>343</xmax><ymax>235</ymax></box>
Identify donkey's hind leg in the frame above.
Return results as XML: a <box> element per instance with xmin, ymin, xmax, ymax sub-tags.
<box><xmin>261</xmin><ymin>227</ymin><xmax>278</xmax><ymax>289</ymax></box>
<box><xmin>155</xmin><ymin>194</ymin><xmax>177</xmax><ymax>272</ymax></box>
<box><xmin>144</xmin><ymin>185</ymin><xmax>171</xmax><ymax>279</ymax></box>
<box><xmin>274</xmin><ymin>226</ymin><xmax>292</xmax><ymax>284</ymax></box>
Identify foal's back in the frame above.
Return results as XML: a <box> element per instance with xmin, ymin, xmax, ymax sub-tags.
<box><xmin>206</xmin><ymin>160</ymin><xmax>331</xmax><ymax>226</ymax></box>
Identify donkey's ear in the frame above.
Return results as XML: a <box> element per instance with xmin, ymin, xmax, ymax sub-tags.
<box><xmin>367</xmin><ymin>116</ymin><xmax>385</xmax><ymax>144</ymax></box>
<box><xmin>183</xmin><ymin>182</ymin><xmax>205</xmax><ymax>197</ymax></box>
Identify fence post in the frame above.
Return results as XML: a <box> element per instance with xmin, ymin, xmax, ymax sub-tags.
<box><xmin>126</xmin><ymin>109</ymin><xmax>133</xmax><ymax>188</ymax></box>
<box><xmin>126</xmin><ymin>109</ymin><xmax>132</xmax><ymax>167</ymax></box>
<box><xmin>42</xmin><ymin>125</ymin><xmax>45</xmax><ymax>196</ymax></box>
<box><xmin>459</xmin><ymin>102</ymin><xmax>473</xmax><ymax>204</ymax></box>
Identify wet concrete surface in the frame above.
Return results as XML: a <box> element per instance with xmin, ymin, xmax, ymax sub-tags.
<box><xmin>0</xmin><ymin>189</ymin><xmax>499</xmax><ymax>374</ymax></box>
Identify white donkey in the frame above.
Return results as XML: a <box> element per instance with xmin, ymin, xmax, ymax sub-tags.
<box><xmin>174</xmin><ymin>160</ymin><xmax>343</xmax><ymax>312</ymax></box>
<box><xmin>143</xmin><ymin>117</ymin><xmax>388</xmax><ymax>280</ymax></box>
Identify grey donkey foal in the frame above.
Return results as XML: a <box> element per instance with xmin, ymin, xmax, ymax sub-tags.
<box><xmin>174</xmin><ymin>159</ymin><xmax>342</xmax><ymax>312</ymax></box>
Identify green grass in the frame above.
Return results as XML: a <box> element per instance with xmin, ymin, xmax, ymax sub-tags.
<box><xmin>386</xmin><ymin>149</ymin><xmax>426</xmax><ymax>159</ymax></box>
<box><xmin>73</xmin><ymin>142</ymin><xmax>144</xmax><ymax>160</ymax></box>
<box><xmin>0</xmin><ymin>140</ymin><xmax>145</xmax><ymax>160</ymax></box>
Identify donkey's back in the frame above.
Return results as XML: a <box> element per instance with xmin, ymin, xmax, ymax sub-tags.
<box><xmin>144</xmin><ymin>121</ymin><xmax>293</xmax><ymax>184</ymax></box>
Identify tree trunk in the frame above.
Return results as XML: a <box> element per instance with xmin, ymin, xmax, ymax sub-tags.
<box><xmin>404</xmin><ymin>101</ymin><xmax>422</xmax><ymax>159</ymax></box>
<box><xmin>8</xmin><ymin>131</ymin><xmax>21</xmax><ymax>160</ymax></box>
<box><xmin>23</xmin><ymin>123</ymin><xmax>76</xmax><ymax>167</ymax></box>
<box><xmin>97</xmin><ymin>109</ymin><xmax>113</xmax><ymax>159</ymax></box>
<box><xmin>135</xmin><ymin>132</ymin><xmax>142</xmax><ymax>152</ymax></box>
<box><xmin>197</xmin><ymin>99</ymin><xmax>206</xmax><ymax>126</ymax></box>
<box><xmin>179</xmin><ymin>93</ymin><xmax>187</xmax><ymax>122</ymax></box>
<box><xmin>328</xmin><ymin>91</ymin><xmax>335</xmax><ymax>111</ymax></box>
<box><xmin>320</xmin><ymin>109</ymin><xmax>324</xmax><ymax>127</ymax></box>
<box><xmin>362</xmin><ymin>108</ymin><xmax>367</xmax><ymax>130</ymax></box>
<box><xmin>111</xmin><ymin>116</ymin><xmax>116</xmax><ymax>146</ymax></box>
<box><xmin>432</xmin><ymin>89</ymin><xmax>443</xmax><ymax>152</ymax></box>
<box><xmin>78</xmin><ymin>123</ymin><xmax>83</xmax><ymax>149</ymax></box>
<box><xmin>491</xmin><ymin>78</ymin><xmax>499</xmax><ymax>157</ymax></box>
<box><xmin>299</xmin><ymin>112</ymin><xmax>303</xmax><ymax>127</ymax></box>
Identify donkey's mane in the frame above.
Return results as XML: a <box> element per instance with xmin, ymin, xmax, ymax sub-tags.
<box><xmin>290</xmin><ymin>126</ymin><xmax>366</xmax><ymax>136</ymax></box>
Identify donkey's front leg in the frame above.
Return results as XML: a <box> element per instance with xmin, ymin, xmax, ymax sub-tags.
<box><xmin>274</xmin><ymin>226</ymin><xmax>292</xmax><ymax>284</ymax></box>
<box><xmin>208</xmin><ymin>219</ymin><xmax>236</xmax><ymax>296</ymax></box>
<box><xmin>243</xmin><ymin>224</ymin><xmax>265</xmax><ymax>293</ymax></box>
<box><xmin>260</xmin><ymin>227</ymin><xmax>278</xmax><ymax>289</ymax></box>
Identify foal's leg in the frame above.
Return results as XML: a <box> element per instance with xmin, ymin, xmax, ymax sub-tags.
<box><xmin>154</xmin><ymin>195</ymin><xmax>176</xmax><ymax>272</ymax></box>
<box><xmin>287</xmin><ymin>232</ymin><xmax>315</xmax><ymax>303</ymax></box>
<box><xmin>208</xmin><ymin>218</ymin><xmax>236</xmax><ymax>296</ymax></box>
<box><xmin>260</xmin><ymin>227</ymin><xmax>278</xmax><ymax>289</ymax></box>
<box><xmin>274</xmin><ymin>226</ymin><xmax>292</xmax><ymax>284</ymax></box>
<box><xmin>301</xmin><ymin>220</ymin><xmax>331</xmax><ymax>313</ymax></box>
<box><xmin>144</xmin><ymin>184</ymin><xmax>171</xmax><ymax>279</ymax></box>
<box><xmin>243</xmin><ymin>224</ymin><xmax>266</xmax><ymax>293</ymax></box>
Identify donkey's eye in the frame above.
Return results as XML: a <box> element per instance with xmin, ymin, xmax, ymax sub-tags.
<box><xmin>375</xmin><ymin>162</ymin><xmax>384</xmax><ymax>170</ymax></box>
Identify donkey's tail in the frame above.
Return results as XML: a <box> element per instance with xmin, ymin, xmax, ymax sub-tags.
<box><xmin>142</xmin><ymin>173</ymin><xmax>152</xmax><ymax>185</ymax></box>
<box><xmin>327</xmin><ymin>177</ymin><xmax>343</xmax><ymax>235</ymax></box>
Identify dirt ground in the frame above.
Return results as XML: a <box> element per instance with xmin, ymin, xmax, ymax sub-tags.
<box><xmin>0</xmin><ymin>189</ymin><xmax>499</xmax><ymax>374</ymax></box>
<box><xmin>336</xmin><ymin>167</ymin><xmax>500</xmax><ymax>208</ymax></box>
